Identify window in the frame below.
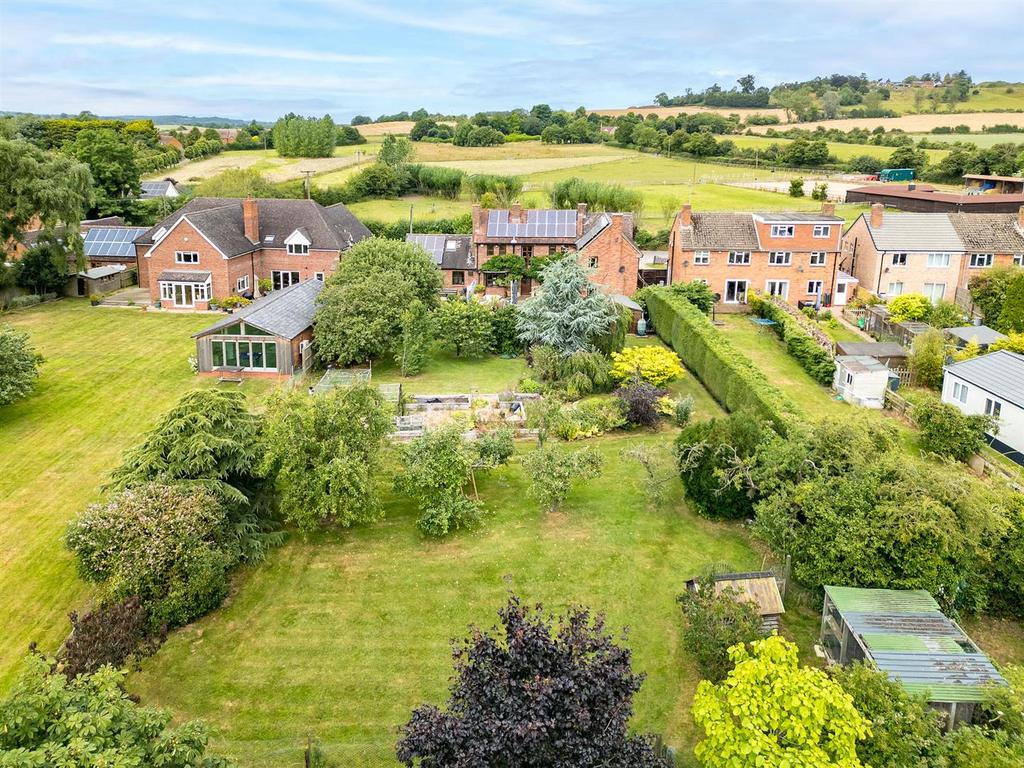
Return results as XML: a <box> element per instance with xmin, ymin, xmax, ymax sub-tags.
<box><xmin>985</xmin><ymin>398</ymin><xmax>1002</xmax><ymax>418</ymax></box>
<box><xmin>807</xmin><ymin>280</ymin><xmax>823</xmax><ymax>294</ymax></box>
<box><xmin>451</xmin><ymin>270</ymin><xmax>465</xmax><ymax>286</ymax></box>
<box><xmin>287</xmin><ymin>242</ymin><xmax>309</xmax><ymax>255</ymax></box>
<box><xmin>521</xmin><ymin>245</ymin><xmax>533</xmax><ymax>258</ymax></box>
<box><xmin>970</xmin><ymin>253</ymin><xmax>994</xmax><ymax>268</ymax></box>
<box><xmin>175</xmin><ymin>251</ymin><xmax>199</xmax><ymax>264</ymax></box>
<box><xmin>887</xmin><ymin>281</ymin><xmax>904</xmax><ymax>296</ymax></box>
<box><xmin>159</xmin><ymin>280</ymin><xmax>209</xmax><ymax>307</ymax></box>
<box><xmin>812</xmin><ymin>225</ymin><xmax>831</xmax><ymax>238</ymax></box>
<box><xmin>484</xmin><ymin>273</ymin><xmax>499</xmax><ymax>287</ymax></box>
<box><xmin>765</xmin><ymin>280</ymin><xmax>789</xmax><ymax>299</ymax></box>
<box><xmin>845</xmin><ymin>372</ymin><xmax>854</xmax><ymax>385</ymax></box>
<box><xmin>927</xmin><ymin>253</ymin><xmax>951</xmax><ymax>268</ymax></box>
<box><xmin>770</xmin><ymin>224</ymin><xmax>795</xmax><ymax>238</ymax></box>
<box><xmin>724</xmin><ymin>279</ymin><xmax>748</xmax><ymax>304</ymax></box>
<box><xmin>892</xmin><ymin>253</ymin><xmax>908</xmax><ymax>266</ymax></box>
<box><xmin>486</xmin><ymin>245</ymin><xmax>497</xmax><ymax>257</ymax></box>
<box><xmin>768</xmin><ymin>251</ymin><xmax>792</xmax><ymax>266</ymax></box>
<box><xmin>923</xmin><ymin>282</ymin><xmax>945</xmax><ymax>302</ymax></box>
<box><xmin>236</xmin><ymin>275</ymin><xmax>249</xmax><ymax>292</ymax></box>
<box><xmin>272</xmin><ymin>270</ymin><xmax>300</xmax><ymax>290</ymax></box>
<box><xmin>809</xmin><ymin>252</ymin><xmax>827</xmax><ymax>266</ymax></box>
<box><xmin>728</xmin><ymin>251</ymin><xmax>751</xmax><ymax>265</ymax></box>
<box><xmin>953</xmin><ymin>381</ymin><xmax>969</xmax><ymax>403</ymax></box>
<box><xmin>588</xmin><ymin>256</ymin><xmax>599</xmax><ymax>268</ymax></box>
<box><xmin>1015</xmin><ymin>254</ymin><xmax>1023</xmax><ymax>266</ymax></box>
<box><xmin>693</xmin><ymin>251</ymin><xmax>710</xmax><ymax>265</ymax></box>
<box><xmin>314</xmin><ymin>272</ymin><xmax>325</xmax><ymax>281</ymax></box>
<box><xmin>212</xmin><ymin>340</ymin><xmax>278</xmax><ymax>371</ymax></box>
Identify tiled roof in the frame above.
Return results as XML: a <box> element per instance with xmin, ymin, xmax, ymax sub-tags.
<box><xmin>138</xmin><ymin>198</ymin><xmax>370</xmax><ymax>256</ymax></box>
<box><xmin>159</xmin><ymin>269</ymin><xmax>211</xmax><ymax>282</ymax></box>
<box><xmin>195</xmin><ymin>278</ymin><xmax>324</xmax><ymax>340</ymax></box>
<box><xmin>576</xmin><ymin>213</ymin><xmax>610</xmax><ymax>250</ymax></box>
<box><xmin>754</xmin><ymin>212</ymin><xmax>844</xmax><ymax>222</ymax></box>
<box><xmin>680</xmin><ymin>212</ymin><xmax>760</xmax><ymax>251</ymax></box>
<box><xmin>944</xmin><ymin>350</ymin><xmax>1024</xmax><ymax>408</ymax></box>
<box><xmin>861</xmin><ymin>212</ymin><xmax>963</xmax><ymax>251</ymax></box>
<box><xmin>948</xmin><ymin>213</ymin><xmax>1024</xmax><ymax>253</ymax></box>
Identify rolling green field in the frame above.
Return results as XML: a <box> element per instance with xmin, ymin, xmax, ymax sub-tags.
<box><xmin>728</xmin><ymin>134</ymin><xmax>949</xmax><ymax>163</ymax></box>
<box><xmin>0</xmin><ymin>301</ymin><xmax>271</xmax><ymax>691</ymax></box>
<box><xmin>908</xmin><ymin>131</ymin><xmax>1024</xmax><ymax>147</ymax></box>
<box><xmin>885</xmin><ymin>83</ymin><xmax>1024</xmax><ymax>114</ymax></box>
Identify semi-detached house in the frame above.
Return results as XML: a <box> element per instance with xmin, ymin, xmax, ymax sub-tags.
<box><xmin>134</xmin><ymin>196</ymin><xmax>370</xmax><ymax>310</ymax></box>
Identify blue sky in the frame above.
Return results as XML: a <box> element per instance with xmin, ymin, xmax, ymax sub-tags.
<box><xmin>1</xmin><ymin>0</ymin><xmax>1022</xmax><ymax>121</ymax></box>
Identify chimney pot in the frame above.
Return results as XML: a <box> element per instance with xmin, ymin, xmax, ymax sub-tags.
<box><xmin>243</xmin><ymin>195</ymin><xmax>259</xmax><ymax>243</ymax></box>
<box><xmin>680</xmin><ymin>203</ymin><xmax>693</xmax><ymax>227</ymax></box>
<box><xmin>821</xmin><ymin>202</ymin><xmax>836</xmax><ymax>217</ymax></box>
<box><xmin>870</xmin><ymin>203</ymin><xmax>884</xmax><ymax>229</ymax></box>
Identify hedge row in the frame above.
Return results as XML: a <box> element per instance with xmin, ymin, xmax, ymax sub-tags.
<box><xmin>646</xmin><ymin>289</ymin><xmax>798</xmax><ymax>431</ymax></box>
<box><xmin>749</xmin><ymin>294</ymin><xmax>836</xmax><ymax>385</ymax></box>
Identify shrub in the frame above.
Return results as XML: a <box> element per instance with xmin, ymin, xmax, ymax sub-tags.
<box><xmin>549</xmin><ymin>177</ymin><xmax>644</xmax><ymax>216</ymax></box>
<box><xmin>64</xmin><ymin>484</ymin><xmax>235</xmax><ymax>630</ymax></box>
<box><xmin>592</xmin><ymin>304</ymin><xmax>632</xmax><ymax>356</ymax></box>
<box><xmin>926</xmin><ymin>299</ymin><xmax>965</xmax><ymax>329</ymax></box>
<box><xmin>532</xmin><ymin>345</ymin><xmax>613</xmax><ymax>399</ymax></box>
<box><xmin>668</xmin><ymin>280</ymin><xmax>715</xmax><ymax>313</ymax></box>
<box><xmin>517</xmin><ymin>377</ymin><xmax>542</xmax><ymax>394</ymax></box>
<box><xmin>990</xmin><ymin>332</ymin><xmax>1024</xmax><ymax>353</ymax></box>
<box><xmin>677</xmin><ymin>577</ymin><xmax>764</xmax><ymax>682</ymax></box>
<box><xmin>788</xmin><ymin>177</ymin><xmax>805</xmax><ymax>197</ymax></box>
<box><xmin>551</xmin><ymin>398</ymin><xmax>626</xmax><ymax>440</ymax></box>
<box><xmin>217</xmin><ymin>294</ymin><xmax>250</xmax><ymax>309</ymax></box>
<box><xmin>489</xmin><ymin>304</ymin><xmax>520</xmax><ymax>356</ymax></box>
<box><xmin>0</xmin><ymin>324</ymin><xmax>43</xmax><ymax>407</ymax></box>
<box><xmin>909</xmin><ymin>327</ymin><xmax>947</xmax><ymax>390</ymax></box>
<box><xmin>676</xmin><ymin>414</ymin><xmax>764</xmax><ymax>520</ymax></box>
<box><xmin>912</xmin><ymin>396</ymin><xmax>995</xmax><ymax>462</ymax></box>
<box><xmin>345</xmin><ymin>163</ymin><xmax>411</xmax><ymax>199</ymax></box>
<box><xmin>673</xmin><ymin>396</ymin><xmax>695</xmax><ymax>427</ymax></box>
<box><xmin>616</xmin><ymin>382</ymin><xmax>668</xmax><ymax>427</ymax></box>
<box><xmin>475</xmin><ymin>427</ymin><xmax>515</xmax><ymax>468</ymax></box>
<box><xmin>998</xmin><ymin>271</ymin><xmax>1024</xmax><ymax>333</ymax></box>
<box><xmin>521</xmin><ymin>445</ymin><xmax>603</xmax><ymax>513</ymax></box>
<box><xmin>433</xmin><ymin>297</ymin><xmax>493</xmax><ymax>358</ymax></box>
<box><xmin>464</xmin><ymin>173</ymin><xmax>522</xmax><ymax>205</ymax></box>
<box><xmin>9</xmin><ymin>294</ymin><xmax>41</xmax><ymax>308</ymax></box>
<box><xmin>749</xmin><ymin>293</ymin><xmax>835</xmax><ymax>385</ymax></box>
<box><xmin>58</xmin><ymin>596</ymin><xmax>160</xmax><ymax>679</ymax></box>
<box><xmin>847</xmin><ymin>154</ymin><xmax>884</xmax><ymax>174</ymax></box>
<box><xmin>609</xmin><ymin>345</ymin><xmax>684</xmax><ymax>387</ymax></box>
<box><xmin>888</xmin><ymin>293</ymin><xmax>931</xmax><ymax>322</ymax></box>
<box><xmin>399</xmin><ymin>424</ymin><xmax>482</xmax><ymax>536</ymax></box>
<box><xmin>405</xmin><ymin>163</ymin><xmax>465</xmax><ymax>199</ymax></box>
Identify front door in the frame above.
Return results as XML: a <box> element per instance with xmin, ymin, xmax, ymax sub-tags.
<box><xmin>725</xmin><ymin>279</ymin><xmax>749</xmax><ymax>304</ymax></box>
<box><xmin>834</xmin><ymin>282</ymin><xmax>848</xmax><ymax>307</ymax></box>
<box><xmin>173</xmin><ymin>283</ymin><xmax>194</xmax><ymax>307</ymax></box>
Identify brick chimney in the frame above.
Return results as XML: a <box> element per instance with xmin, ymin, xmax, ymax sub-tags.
<box><xmin>821</xmin><ymin>202</ymin><xmax>836</xmax><ymax>217</ymax></box>
<box><xmin>243</xmin><ymin>195</ymin><xmax>259</xmax><ymax>243</ymax></box>
<box><xmin>472</xmin><ymin>204</ymin><xmax>486</xmax><ymax>239</ymax></box>
<box><xmin>680</xmin><ymin>203</ymin><xmax>693</xmax><ymax>227</ymax></box>
<box><xmin>1018</xmin><ymin>205</ymin><xmax>1024</xmax><ymax>230</ymax></box>
<box><xmin>870</xmin><ymin>203</ymin><xmax>884</xmax><ymax>229</ymax></box>
<box><xmin>509</xmin><ymin>203</ymin><xmax>524</xmax><ymax>224</ymax></box>
<box><xmin>575</xmin><ymin>203</ymin><xmax>588</xmax><ymax>236</ymax></box>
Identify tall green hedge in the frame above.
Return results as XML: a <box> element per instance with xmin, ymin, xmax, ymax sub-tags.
<box><xmin>749</xmin><ymin>294</ymin><xmax>836</xmax><ymax>385</ymax></box>
<box><xmin>646</xmin><ymin>290</ymin><xmax>798</xmax><ymax>431</ymax></box>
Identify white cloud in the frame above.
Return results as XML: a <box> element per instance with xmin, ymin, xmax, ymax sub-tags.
<box><xmin>50</xmin><ymin>33</ymin><xmax>389</xmax><ymax>64</ymax></box>
<box><xmin>313</xmin><ymin>0</ymin><xmax>528</xmax><ymax>37</ymax></box>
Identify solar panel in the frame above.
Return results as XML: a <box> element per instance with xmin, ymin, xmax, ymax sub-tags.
<box><xmin>486</xmin><ymin>209</ymin><xmax>576</xmax><ymax>239</ymax></box>
<box><xmin>83</xmin><ymin>227</ymin><xmax>147</xmax><ymax>258</ymax></box>
<box><xmin>406</xmin><ymin>234</ymin><xmax>445</xmax><ymax>264</ymax></box>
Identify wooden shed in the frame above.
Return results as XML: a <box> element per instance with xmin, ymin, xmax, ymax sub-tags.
<box><xmin>685</xmin><ymin>571</ymin><xmax>785</xmax><ymax>633</ymax></box>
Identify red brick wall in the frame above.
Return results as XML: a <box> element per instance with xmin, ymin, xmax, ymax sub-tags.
<box><xmin>578</xmin><ymin>214</ymin><xmax>640</xmax><ymax>295</ymax></box>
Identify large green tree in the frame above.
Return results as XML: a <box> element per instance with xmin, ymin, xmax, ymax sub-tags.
<box><xmin>997</xmin><ymin>271</ymin><xmax>1024</xmax><ymax>334</ymax></box>
<box><xmin>516</xmin><ymin>256</ymin><xmax>618</xmax><ymax>355</ymax></box>
<box><xmin>432</xmin><ymin>297</ymin><xmax>493</xmax><ymax>357</ymax></box>
<box><xmin>398</xmin><ymin>424</ymin><xmax>482</xmax><ymax>536</ymax></box>
<box><xmin>272</xmin><ymin>113</ymin><xmax>336</xmax><ymax>158</ymax></box>
<box><xmin>68</xmin><ymin>127</ymin><xmax>140</xmax><ymax>214</ymax></box>
<box><xmin>261</xmin><ymin>385</ymin><xmax>391</xmax><ymax>532</ymax></box>
<box><xmin>0</xmin><ymin>137</ymin><xmax>92</xmax><ymax>254</ymax></box>
<box><xmin>0</xmin><ymin>654</ymin><xmax>229</xmax><ymax>766</ymax></box>
<box><xmin>17</xmin><ymin>233</ymin><xmax>69</xmax><ymax>294</ymax></box>
<box><xmin>314</xmin><ymin>238</ymin><xmax>442</xmax><ymax>365</ymax></box>
<box><xmin>692</xmin><ymin>635</ymin><xmax>870</xmax><ymax>768</ymax></box>
<box><xmin>0</xmin><ymin>325</ymin><xmax>43</xmax><ymax>407</ymax></box>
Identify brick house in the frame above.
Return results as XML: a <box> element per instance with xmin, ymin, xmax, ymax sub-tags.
<box><xmin>406</xmin><ymin>203</ymin><xmax>642</xmax><ymax>298</ymax></box>
<box><xmin>842</xmin><ymin>204</ymin><xmax>1024</xmax><ymax>306</ymax></box>
<box><xmin>668</xmin><ymin>203</ymin><xmax>847</xmax><ymax>309</ymax></box>
<box><xmin>134</xmin><ymin>197</ymin><xmax>369</xmax><ymax>310</ymax></box>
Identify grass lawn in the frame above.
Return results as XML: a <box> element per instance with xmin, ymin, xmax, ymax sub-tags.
<box><xmin>370</xmin><ymin>344</ymin><xmax>530</xmax><ymax>394</ymax></box>
<box><xmin>0</xmin><ymin>301</ymin><xmax>272</xmax><ymax>691</ymax></box>
<box><xmin>129</xmin><ymin>431</ymin><xmax>773</xmax><ymax>767</ymax></box>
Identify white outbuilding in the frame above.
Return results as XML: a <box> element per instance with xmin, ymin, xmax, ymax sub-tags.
<box><xmin>942</xmin><ymin>350</ymin><xmax>1024</xmax><ymax>465</ymax></box>
<box><xmin>833</xmin><ymin>355</ymin><xmax>891</xmax><ymax>409</ymax></box>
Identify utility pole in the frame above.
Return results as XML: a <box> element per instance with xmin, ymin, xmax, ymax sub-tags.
<box><xmin>408</xmin><ymin>205</ymin><xmax>414</xmax><ymax>234</ymax></box>
<box><xmin>301</xmin><ymin>170</ymin><xmax>314</xmax><ymax>200</ymax></box>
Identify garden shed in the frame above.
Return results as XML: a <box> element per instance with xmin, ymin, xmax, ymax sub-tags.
<box><xmin>65</xmin><ymin>264</ymin><xmax>132</xmax><ymax>298</ymax></box>
<box><xmin>834</xmin><ymin>341</ymin><xmax>909</xmax><ymax>368</ymax></box>
<box><xmin>821</xmin><ymin>586</ymin><xmax>1005</xmax><ymax>729</ymax></box>
<box><xmin>944</xmin><ymin>325</ymin><xmax>1007</xmax><ymax>351</ymax></box>
<box><xmin>684</xmin><ymin>571</ymin><xmax>785</xmax><ymax>633</ymax></box>
<box><xmin>833</xmin><ymin>355</ymin><xmax>892</xmax><ymax>408</ymax></box>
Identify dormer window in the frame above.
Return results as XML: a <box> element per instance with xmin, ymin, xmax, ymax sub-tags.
<box><xmin>284</xmin><ymin>229</ymin><xmax>311</xmax><ymax>255</ymax></box>
<box><xmin>287</xmin><ymin>242</ymin><xmax>310</xmax><ymax>255</ymax></box>
<box><xmin>770</xmin><ymin>224</ymin><xmax>795</xmax><ymax>238</ymax></box>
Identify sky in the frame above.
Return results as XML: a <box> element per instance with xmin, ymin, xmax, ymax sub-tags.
<box><xmin>1</xmin><ymin>0</ymin><xmax>1023</xmax><ymax>122</ymax></box>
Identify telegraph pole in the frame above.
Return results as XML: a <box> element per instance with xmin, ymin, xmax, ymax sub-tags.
<box><xmin>301</xmin><ymin>170</ymin><xmax>314</xmax><ymax>200</ymax></box>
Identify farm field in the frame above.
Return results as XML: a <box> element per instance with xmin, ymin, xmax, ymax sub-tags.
<box><xmin>0</xmin><ymin>301</ymin><xmax>271</xmax><ymax>691</ymax></box>
<box><xmin>594</xmin><ymin>105</ymin><xmax>788</xmax><ymax>121</ymax></box>
<box><xmin>908</xmin><ymin>131</ymin><xmax>1024</xmax><ymax>147</ymax></box>
<box><xmin>747</xmin><ymin>111</ymin><xmax>1024</xmax><ymax>135</ymax></box>
<box><xmin>885</xmin><ymin>83</ymin><xmax>1024</xmax><ymax>114</ymax></box>
<box><xmin>727</xmin><ymin>134</ymin><xmax>950</xmax><ymax>163</ymax></box>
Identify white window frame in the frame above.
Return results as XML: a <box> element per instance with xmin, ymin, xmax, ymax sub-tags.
<box><xmin>953</xmin><ymin>381</ymin><xmax>968</xmax><ymax>403</ymax></box>
<box><xmin>969</xmin><ymin>253</ymin><xmax>994</xmax><ymax>268</ymax></box>
<box><xmin>159</xmin><ymin>280</ymin><xmax>210</xmax><ymax>307</ymax></box>
<box><xmin>724</xmin><ymin>279</ymin><xmax>749</xmax><ymax>304</ymax></box>
<box><xmin>770</xmin><ymin>224</ymin><xmax>795</xmax><ymax>238</ymax></box>
<box><xmin>693</xmin><ymin>250</ymin><xmax>710</xmax><ymax>265</ymax></box>
<box><xmin>1014</xmin><ymin>254</ymin><xmax>1023</xmax><ymax>266</ymax></box>
<box><xmin>236</xmin><ymin>275</ymin><xmax>249</xmax><ymax>292</ymax></box>
<box><xmin>272</xmin><ymin>270</ymin><xmax>301</xmax><ymax>290</ymax></box>
<box><xmin>923</xmin><ymin>282</ymin><xmax>946</xmax><ymax>302</ymax></box>
<box><xmin>892</xmin><ymin>253</ymin><xmax>908</xmax><ymax>267</ymax></box>
<box><xmin>588</xmin><ymin>255</ymin><xmax>599</xmax><ymax>268</ymax></box>
<box><xmin>286</xmin><ymin>242</ymin><xmax>310</xmax><ymax>256</ymax></box>
<box><xmin>765</xmin><ymin>279</ymin><xmax>789</xmax><ymax>299</ymax></box>
<box><xmin>809</xmin><ymin>252</ymin><xmax>827</xmax><ymax>267</ymax></box>
<box><xmin>807</xmin><ymin>280</ymin><xmax>824</xmax><ymax>294</ymax></box>
<box><xmin>812</xmin><ymin>225</ymin><xmax>831</xmax><ymax>239</ymax></box>
<box><xmin>927</xmin><ymin>252</ymin><xmax>951</xmax><ymax>268</ymax></box>
<box><xmin>314</xmin><ymin>272</ymin><xmax>325</xmax><ymax>281</ymax></box>
<box><xmin>768</xmin><ymin>251</ymin><xmax>792</xmax><ymax>266</ymax></box>
<box><xmin>845</xmin><ymin>372</ymin><xmax>854</xmax><ymax>385</ymax></box>
<box><xmin>728</xmin><ymin>251</ymin><xmax>751</xmax><ymax>265</ymax></box>
<box><xmin>175</xmin><ymin>251</ymin><xmax>200</xmax><ymax>264</ymax></box>
<box><xmin>888</xmin><ymin>281</ymin><xmax>904</xmax><ymax>296</ymax></box>
<box><xmin>985</xmin><ymin>398</ymin><xmax>1002</xmax><ymax>418</ymax></box>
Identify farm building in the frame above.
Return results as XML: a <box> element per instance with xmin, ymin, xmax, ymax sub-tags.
<box><xmin>139</xmin><ymin>180</ymin><xmax>180</xmax><ymax>199</ymax></box>
<box><xmin>942</xmin><ymin>350</ymin><xmax>1024</xmax><ymax>465</ymax></box>
<box><xmin>65</xmin><ymin>264</ymin><xmax>132</xmax><ymax>298</ymax></box>
<box><xmin>821</xmin><ymin>586</ymin><xmax>1005</xmax><ymax>729</ymax></box>
<box><xmin>944</xmin><ymin>325</ymin><xmax>1008</xmax><ymax>350</ymax></box>
<box><xmin>833</xmin><ymin>341</ymin><xmax>909</xmax><ymax>368</ymax></box>
<box><xmin>833</xmin><ymin>355</ymin><xmax>892</xmax><ymax>408</ymax></box>
<box><xmin>192</xmin><ymin>278</ymin><xmax>322</xmax><ymax>377</ymax></box>
<box><xmin>845</xmin><ymin>184</ymin><xmax>1024</xmax><ymax>213</ymax></box>
<box><xmin>963</xmin><ymin>174</ymin><xmax>1024</xmax><ymax>195</ymax></box>
<box><xmin>684</xmin><ymin>571</ymin><xmax>785</xmax><ymax>633</ymax></box>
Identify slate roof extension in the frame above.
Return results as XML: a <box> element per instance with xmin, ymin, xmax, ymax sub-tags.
<box><xmin>195</xmin><ymin>278</ymin><xmax>324</xmax><ymax>340</ymax></box>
